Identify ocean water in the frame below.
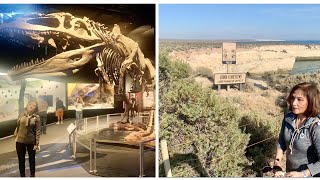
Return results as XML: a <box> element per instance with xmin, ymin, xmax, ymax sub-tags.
<box><xmin>238</xmin><ymin>40</ymin><xmax>320</xmax><ymax>75</ymax></box>
<box><xmin>288</xmin><ymin>41</ymin><xmax>320</xmax><ymax>74</ymax></box>
<box><xmin>238</xmin><ymin>40</ymin><xmax>320</xmax><ymax>45</ymax></box>
<box><xmin>286</xmin><ymin>40</ymin><xmax>320</xmax><ymax>45</ymax></box>
<box><xmin>291</xmin><ymin>60</ymin><xmax>320</xmax><ymax>75</ymax></box>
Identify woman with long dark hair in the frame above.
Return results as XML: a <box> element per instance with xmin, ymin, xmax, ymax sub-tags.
<box><xmin>14</xmin><ymin>99</ymin><xmax>40</xmax><ymax>177</ymax></box>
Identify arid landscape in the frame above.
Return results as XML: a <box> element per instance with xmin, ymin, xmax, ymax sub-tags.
<box><xmin>161</xmin><ymin>40</ymin><xmax>320</xmax><ymax>111</ymax></box>
<box><xmin>163</xmin><ymin>40</ymin><xmax>320</xmax><ymax>74</ymax></box>
<box><xmin>159</xmin><ymin>39</ymin><xmax>320</xmax><ymax>177</ymax></box>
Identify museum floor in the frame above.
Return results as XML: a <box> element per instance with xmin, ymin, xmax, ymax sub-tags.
<box><xmin>0</xmin><ymin>118</ymin><xmax>155</xmax><ymax>177</ymax></box>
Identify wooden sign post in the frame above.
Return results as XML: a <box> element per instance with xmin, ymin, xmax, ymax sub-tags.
<box><xmin>217</xmin><ymin>42</ymin><xmax>245</xmax><ymax>91</ymax></box>
<box><xmin>214</xmin><ymin>73</ymin><xmax>246</xmax><ymax>91</ymax></box>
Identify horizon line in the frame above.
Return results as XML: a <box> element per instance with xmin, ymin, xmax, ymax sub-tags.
<box><xmin>159</xmin><ymin>38</ymin><xmax>320</xmax><ymax>41</ymax></box>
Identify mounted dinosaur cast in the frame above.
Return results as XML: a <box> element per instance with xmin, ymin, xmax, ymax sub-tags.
<box><xmin>1</xmin><ymin>12</ymin><xmax>155</xmax><ymax>145</ymax></box>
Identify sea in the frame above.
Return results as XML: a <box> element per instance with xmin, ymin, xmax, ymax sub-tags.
<box><xmin>238</xmin><ymin>40</ymin><xmax>320</xmax><ymax>45</ymax></box>
<box><xmin>239</xmin><ymin>40</ymin><xmax>320</xmax><ymax>75</ymax></box>
<box><xmin>291</xmin><ymin>60</ymin><xmax>320</xmax><ymax>75</ymax></box>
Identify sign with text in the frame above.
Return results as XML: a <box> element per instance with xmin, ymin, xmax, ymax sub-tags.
<box><xmin>214</xmin><ymin>73</ymin><xmax>246</xmax><ymax>85</ymax></box>
<box><xmin>222</xmin><ymin>42</ymin><xmax>236</xmax><ymax>64</ymax></box>
<box><xmin>67</xmin><ymin>123</ymin><xmax>76</xmax><ymax>134</ymax></box>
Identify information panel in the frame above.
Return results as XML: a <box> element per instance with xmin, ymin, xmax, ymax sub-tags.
<box><xmin>222</xmin><ymin>42</ymin><xmax>236</xmax><ymax>64</ymax></box>
<box><xmin>214</xmin><ymin>73</ymin><xmax>246</xmax><ymax>85</ymax></box>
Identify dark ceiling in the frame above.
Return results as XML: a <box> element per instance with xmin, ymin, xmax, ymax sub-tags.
<box><xmin>0</xmin><ymin>4</ymin><xmax>155</xmax><ymax>83</ymax></box>
<box><xmin>0</xmin><ymin>4</ymin><xmax>155</xmax><ymax>25</ymax></box>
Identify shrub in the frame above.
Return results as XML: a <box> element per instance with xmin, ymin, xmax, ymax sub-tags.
<box><xmin>266</xmin><ymin>73</ymin><xmax>320</xmax><ymax>93</ymax></box>
<box><xmin>194</xmin><ymin>67</ymin><xmax>214</xmax><ymax>80</ymax></box>
<box><xmin>240</xmin><ymin>111</ymin><xmax>282</xmax><ymax>176</ymax></box>
<box><xmin>159</xmin><ymin>51</ymin><xmax>192</xmax><ymax>81</ymax></box>
<box><xmin>159</xmin><ymin>51</ymin><xmax>251</xmax><ymax>177</ymax></box>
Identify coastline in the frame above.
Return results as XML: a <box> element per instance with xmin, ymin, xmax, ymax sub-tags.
<box><xmin>162</xmin><ymin>41</ymin><xmax>320</xmax><ymax>75</ymax></box>
<box><xmin>295</xmin><ymin>56</ymin><xmax>320</xmax><ymax>61</ymax></box>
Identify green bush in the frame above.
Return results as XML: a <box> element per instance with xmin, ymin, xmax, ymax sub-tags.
<box><xmin>159</xmin><ymin>43</ymin><xmax>320</xmax><ymax>177</ymax></box>
<box><xmin>240</xmin><ymin>111</ymin><xmax>282</xmax><ymax>176</ymax></box>
<box><xmin>159</xmin><ymin>52</ymin><xmax>251</xmax><ymax>177</ymax></box>
<box><xmin>159</xmin><ymin>51</ymin><xmax>192</xmax><ymax>81</ymax></box>
<box><xmin>266</xmin><ymin>73</ymin><xmax>320</xmax><ymax>93</ymax></box>
<box><xmin>194</xmin><ymin>66</ymin><xmax>214</xmax><ymax>79</ymax></box>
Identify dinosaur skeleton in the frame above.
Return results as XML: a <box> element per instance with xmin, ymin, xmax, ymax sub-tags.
<box><xmin>2</xmin><ymin>12</ymin><xmax>155</xmax><ymax>94</ymax></box>
<box><xmin>0</xmin><ymin>12</ymin><xmax>155</xmax><ymax>143</ymax></box>
<box><xmin>92</xmin><ymin>22</ymin><xmax>155</xmax><ymax>94</ymax></box>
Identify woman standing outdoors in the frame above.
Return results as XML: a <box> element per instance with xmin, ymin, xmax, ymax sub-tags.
<box><xmin>274</xmin><ymin>82</ymin><xmax>320</xmax><ymax>177</ymax></box>
<box><xmin>14</xmin><ymin>99</ymin><xmax>40</xmax><ymax>177</ymax></box>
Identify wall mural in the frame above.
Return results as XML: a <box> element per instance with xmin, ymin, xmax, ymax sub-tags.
<box><xmin>25</xmin><ymin>78</ymin><xmax>66</xmax><ymax>113</ymax></box>
<box><xmin>0</xmin><ymin>75</ymin><xmax>20</xmax><ymax>121</ymax></box>
<box><xmin>67</xmin><ymin>83</ymin><xmax>114</xmax><ymax>110</ymax></box>
<box><xmin>0</xmin><ymin>77</ymin><xmax>65</xmax><ymax>121</ymax></box>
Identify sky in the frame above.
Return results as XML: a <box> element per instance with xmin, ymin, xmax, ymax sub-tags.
<box><xmin>159</xmin><ymin>4</ymin><xmax>320</xmax><ymax>40</ymax></box>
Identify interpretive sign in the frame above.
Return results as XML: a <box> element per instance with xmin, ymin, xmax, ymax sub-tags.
<box><xmin>214</xmin><ymin>73</ymin><xmax>246</xmax><ymax>85</ymax></box>
<box><xmin>222</xmin><ymin>42</ymin><xmax>236</xmax><ymax>64</ymax></box>
<box><xmin>67</xmin><ymin>123</ymin><xmax>76</xmax><ymax>134</ymax></box>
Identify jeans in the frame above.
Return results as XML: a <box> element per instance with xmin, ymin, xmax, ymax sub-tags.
<box><xmin>75</xmin><ymin>111</ymin><xmax>83</xmax><ymax>129</ymax></box>
<box><xmin>39</xmin><ymin>111</ymin><xmax>47</xmax><ymax>134</ymax></box>
<box><xmin>16</xmin><ymin>142</ymin><xmax>36</xmax><ymax>177</ymax></box>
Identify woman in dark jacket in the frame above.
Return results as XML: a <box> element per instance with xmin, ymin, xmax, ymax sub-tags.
<box><xmin>14</xmin><ymin>100</ymin><xmax>40</xmax><ymax>177</ymax></box>
<box><xmin>274</xmin><ymin>82</ymin><xmax>320</xmax><ymax>177</ymax></box>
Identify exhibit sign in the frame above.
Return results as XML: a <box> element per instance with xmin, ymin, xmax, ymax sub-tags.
<box><xmin>214</xmin><ymin>73</ymin><xmax>246</xmax><ymax>85</ymax></box>
<box><xmin>67</xmin><ymin>123</ymin><xmax>76</xmax><ymax>134</ymax></box>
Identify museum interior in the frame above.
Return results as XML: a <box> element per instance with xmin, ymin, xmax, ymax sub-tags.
<box><xmin>0</xmin><ymin>4</ymin><xmax>155</xmax><ymax>177</ymax></box>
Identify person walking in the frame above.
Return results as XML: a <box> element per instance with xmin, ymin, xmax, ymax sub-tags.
<box><xmin>55</xmin><ymin>97</ymin><xmax>64</xmax><ymax>124</ymax></box>
<box><xmin>38</xmin><ymin>96</ymin><xmax>48</xmax><ymax>134</ymax></box>
<box><xmin>14</xmin><ymin>100</ymin><xmax>40</xmax><ymax>177</ymax></box>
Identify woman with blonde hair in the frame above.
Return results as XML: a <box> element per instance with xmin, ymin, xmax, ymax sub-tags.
<box><xmin>14</xmin><ymin>99</ymin><xmax>40</xmax><ymax>177</ymax></box>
